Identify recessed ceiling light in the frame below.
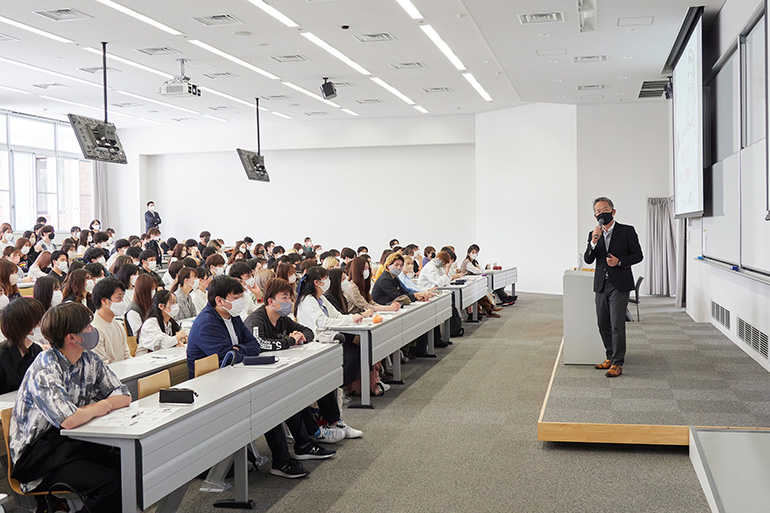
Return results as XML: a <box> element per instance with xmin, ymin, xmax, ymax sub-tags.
<box><xmin>463</xmin><ymin>73</ymin><xmax>492</xmax><ymax>102</ymax></box>
<box><xmin>135</xmin><ymin>46</ymin><xmax>180</xmax><ymax>56</ymax></box>
<box><xmin>0</xmin><ymin>84</ymin><xmax>31</xmax><ymax>94</ymax></box>
<box><xmin>34</xmin><ymin>9</ymin><xmax>93</xmax><ymax>22</ymax></box>
<box><xmin>301</xmin><ymin>32</ymin><xmax>370</xmax><ymax>75</ymax></box>
<box><xmin>269</xmin><ymin>55</ymin><xmax>309</xmax><ymax>63</ymax></box>
<box><xmin>272</xmin><ymin>112</ymin><xmax>292</xmax><ymax>119</ymax></box>
<box><xmin>204</xmin><ymin>114</ymin><xmax>228</xmax><ymax>123</ymax></box>
<box><xmin>371</xmin><ymin>77</ymin><xmax>415</xmax><ymax>104</ymax></box>
<box><xmin>200</xmin><ymin>86</ymin><xmax>268</xmax><ymax>110</ymax></box>
<box><xmin>193</xmin><ymin>14</ymin><xmax>243</xmax><ymax>27</ymax></box>
<box><xmin>93</xmin><ymin>0</ymin><xmax>182</xmax><ymax>35</ymax></box>
<box><xmin>282</xmin><ymin>81</ymin><xmax>341</xmax><ymax>107</ymax></box>
<box><xmin>189</xmin><ymin>39</ymin><xmax>279</xmax><ymax>80</ymax></box>
<box><xmin>0</xmin><ymin>33</ymin><xmax>19</xmax><ymax>42</ymax></box>
<box><xmin>341</xmin><ymin>108</ymin><xmax>359</xmax><ymax>116</ymax></box>
<box><xmin>420</xmin><ymin>25</ymin><xmax>466</xmax><ymax>71</ymax></box>
<box><xmin>246</xmin><ymin>0</ymin><xmax>299</xmax><ymax>28</ymax></box>
<box><xmin>518</xmin><ymin>12</ymin><xmax>564</xmax><ymax>24</ymax></box>
<box><xmin>0</xmin><ymin>15</ymin><xmax>73</xmax><ymax>43</ymax></box>
<box><xmin>354</xmin><ymin>33</ymin><xmax>396</xmax><ymax>43</ymax></box>
<box><xmin>394</xmin><ymin>0</ymin><xmax>424</xmax><ymax>20</ymax></box>
<box><xmin>414</xmin><ymin>105</ymin><xmax>429</xmax><ymax>114</ymax></box>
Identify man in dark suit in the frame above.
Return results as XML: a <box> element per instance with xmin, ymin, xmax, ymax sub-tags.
<box><xmin>144</xmin><ymin>201</ymin><xmax>162</xmax><ymax>233</ymax></box>
<box><xmin>584</xmin><ymin>197</ymin><xmax>643</xmax><ymax>377</ymax></box>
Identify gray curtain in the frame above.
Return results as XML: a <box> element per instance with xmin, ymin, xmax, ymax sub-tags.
<box><xmin>646</xmin><ymin>197</ymin><xmax>677</xmax><ymax>295</ymax></box>
<box><xmin>94</xmin><ymin>161</ymin><xmax>108</xmax><ymax>224</ymax></box>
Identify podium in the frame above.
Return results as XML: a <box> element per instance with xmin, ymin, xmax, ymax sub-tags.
<box><xmin>562</xmin><ymin>270</ymin><xmax>605</xmax><ymax>365</ymax></box>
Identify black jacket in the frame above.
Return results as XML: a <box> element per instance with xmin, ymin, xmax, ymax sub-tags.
<box><xmin>242</xmin><ymin>305</ymin><xmax>313</xmax><ymax>350</ymax></box>
<box><xmin>145</xmin><ymin>210</ymin><xmax>162</xmax><ymax>232</ymax></box>
<box><xmin>372</xmin><ymin>271</ymin><xmax>416</xmax><ymax>305</ymax></box>
<box><xmin>584</xmin><ymin>221</ymin><xmax>643</xmax><ymax>293</ymax></box>
<box><xmin>0</xmin><ymin>342</ymin><xmax>43</xmax><ymax>394</ymax></box>
<box><xmin>145</xmin><ymin>239</ymin><xmax>162</xmax><ymax>262</ymax></box>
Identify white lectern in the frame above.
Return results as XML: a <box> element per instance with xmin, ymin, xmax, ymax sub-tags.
<box><xmin>562</xmin><ymin>270</ymin><xmax>606</xmax><ymax>365</ymax></box>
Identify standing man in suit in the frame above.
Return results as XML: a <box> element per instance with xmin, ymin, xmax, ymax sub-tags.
<box><xmin>584</xmin><ymin>197</ymin><xmax>643</xmax><ymax>377</ymax></box>
<box><xmin>144</xmin><ymin>201</ymin><xmax>162</xmax><ymax>233</ymax></box>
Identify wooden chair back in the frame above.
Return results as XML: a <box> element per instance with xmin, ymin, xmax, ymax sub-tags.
<box><xmin>137</xmin><ymin>370</ymin><xmax>171</xmax><ymax>400</ymax></box>
<box><xmin>194</xmin><ymin>354</ymin><xmax>219</xmax><ymax>378</ymax></box>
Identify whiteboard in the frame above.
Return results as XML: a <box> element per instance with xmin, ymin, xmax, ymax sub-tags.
<box><xmin>702</xmin><ymin>155</ymin><xmax>740</xmax><ymax>265</ymax></box>
<box><xmin>740</xmin><ymin>140</ymin><xmax>770</xmax><ymax>274</ymax></box>
<box><xmin>673</xmin><ymin>18</ymin><xmax>704</xmax><ymax>218</ymax></box>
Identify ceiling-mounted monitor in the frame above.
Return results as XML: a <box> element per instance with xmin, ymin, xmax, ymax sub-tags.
<box><xmin>67</xmin><ymin>114</ymin><xmax>128</xmax><ymax>164</ymax></box>
<box><xmin>236</xmin><ymin>148</ymin><xmax>270</xmax><ymax>182</ymax></box>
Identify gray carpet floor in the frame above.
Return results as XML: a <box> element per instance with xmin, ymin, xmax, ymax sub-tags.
<box><xmin>0</xmin><ymin>293</ymin><xmax>710</xmax><ymax>512</ymax></box>
<box><xmin>544</xmin><ymin>296</ymin><xmax>770</xmax><ymax>427</ymax></box>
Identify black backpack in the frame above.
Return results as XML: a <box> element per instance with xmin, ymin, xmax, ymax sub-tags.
<box><xmin>449</xmin><ymin>306</ymin><xmax>464</xmax><ymax>337</ymax></box>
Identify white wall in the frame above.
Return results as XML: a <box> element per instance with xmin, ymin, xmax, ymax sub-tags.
<box><xmin>146</xmin><ymin>143</ymin><xmax>476</xmax><ymax>255</ymax></box>
<box><xmin>475</xmin><ymin>103</ymin><xmax>579</xmax><ymax>294</ymax></box>
<box><xmin>576</xmin><ymin>102</ymin><xmax>673</xmax><ymax>289</ymax></box>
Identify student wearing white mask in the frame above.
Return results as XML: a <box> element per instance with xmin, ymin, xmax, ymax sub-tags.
<box><xmin>33</xmin><ymin>276</ymin><xmax>63</xmax><ymax>311</ymax></box>
<box><xmin>138</xmin><ymin>249</ymin><xmax>163</xmax><ymax>288</ymax></box>
<box><xmin>136</xmin><ymin>289</ymin><xmax>186</xmax><ymax>356</ymax></box>
<box><xmin>206</xmin><ymin>253</ymin><xmax>226</xmax><ymax>277</ymax></box>
<box><xmin>417</xmin><ymin>250</ymin><xmax>462</xmax><ymax>290</ymax></box>
<box><xmin>461</xmin><ymin>244</ymin><xmax>516</xmax><ymax>306</ymax></box>
<box><xmin>228</xmin><ymin>261</ymin><xmax>259</xmax><ymax>318</ymax></box>
<box><xmin>0</xmin><ymin>223</ymin><xmax>14</xmax><ymax>253</ymax></box>
<box><xmin>0</xmin><ymin>297</ymin><xmax>46</xmax><ymax>393</ymax></box>
<box><xmin>191</xmin><ymin>267</ymin><xmax>212</xmax><ymax>314</ymax></box>
<box><xmin>62</xmin><ymin>269</ymin><xmax>95</xmax><ymax>312</ymax></box>
<box><xmin>116</xmin><ymin>263</ymin><xmax>139</xmax><ymax>304</ymax></box>
<box><xmin>48</xmin><ymin>251</ymin><xmax>69</xmax><ymax>285</ymax></box>
<box><xmin>171</xmin><ymin>267</ymin><xmax>198</xmax><ymax>320</ymax></box>
<box><xmin>295</xmin><ymin>266</ymin><xmax>364</xmax><ymax>337</ymax></box>
<box><xmin>91</xmin><ymin>278</ymin><xmax>131</xmax><ymax>364</ymax></box>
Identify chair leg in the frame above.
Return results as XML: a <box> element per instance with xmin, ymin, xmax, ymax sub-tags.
<box><xmin>636</xmin><ymin>302</ymin><xmax>640</xmax><ymax>322</ymax></box>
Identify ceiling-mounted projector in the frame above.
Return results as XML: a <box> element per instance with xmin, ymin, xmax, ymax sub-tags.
<box><xmin>320</xmin><ymin>78</ymin><xmax>336</xmax><ymax>99</ymax></box>
<box><xmin>160</xmin><ymin>59</ymin><xmax>201</xmax><ymax>98</ymax></box>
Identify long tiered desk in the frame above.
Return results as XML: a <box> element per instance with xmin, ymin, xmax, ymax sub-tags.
<box><xmin>336</xmin><ymin>293</ymin><xmax>452</xmax><ymax>408</ymax></box>
<box><xmin>485</xmin><ymin>267</ymin><xmax>517</xmax><ymax>297</ymax></box>
<box><xmin>109</xmin><ymin>346</ymin><xmax>189</xmax><ymax>399</ymax></box>
<box><xmin>439</xmin><ymin>275</ymin><xmax>489</xmax><ymax>322</ymax></box>
<box><xmin>62</xmin><ymin>342</ymin><xmax>343</xmax><ymax>513</ymax></box>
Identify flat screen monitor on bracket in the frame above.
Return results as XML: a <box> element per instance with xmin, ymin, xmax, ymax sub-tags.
<box><xmin>236</xmin><ymin>148</ymin><xmax>270</xmax><ymax>182</ymax></box>
<box><xmin>67</xmin><ymin>114</ymin><xmax>128</xmax><ymax>164</ymax></box>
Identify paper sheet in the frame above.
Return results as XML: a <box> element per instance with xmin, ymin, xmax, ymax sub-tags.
<box><xmin>86</xmin><ymin>406</ymin><xmax>179</xmax><ymax>428</ymax></box>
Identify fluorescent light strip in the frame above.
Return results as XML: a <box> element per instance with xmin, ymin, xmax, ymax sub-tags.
<box><xmin>394</xmin><ymin>0</ymin><xmax>424</xmax><ymax>19</ymax></box>
<box><xmin>83</xmin><ymin>47</ymin><xmax>173</xmax><ymax>79</ymax></box>
<box><xmin>370</xmin><ymin>77</ymin><xmax>415</xmax><ymax>105</ymax></box>
<box><xmin>300</xmin><ymin>32</ymin><xmax>370</xmax><ymax>75</ymax></box>
<box><xmin>41</xmin><ymin>95</ymin><xmax>134</xmax><ymax>119</ymax></box>
<box><xmin>341</xmin><ymin>108</ymin><xmax>359</xmax><ymax>117</ymax></box>
<box><xmin>282</xmin><ymin>81</ymin><xmax>340</xmax><ymax>108</ymax></box>
<box><xmin>463</xmin><ymin>72</ymin><xmax>493</xmax><ymax>102</ymax></box>
<box><xmin>199</xmin><ymin>86</ymin><xmax>270</xmax><ymax>111</ymax></box>
<box><xmin>189</xmin><ymin>40</ymin><xmax>279</xmax><ymax>80</ymax></box>
<box><xmin>139</xmin><ymin>118</ymin><xmax>164</xmax><ymax>125</ymax></box>
<box><xmin>204</xmin><ymin>114</ymin><xmax>228</xmax><ymax>123</ymax></box>
<box><xmin>0</xmin><ymin>15</ymin><xmax>73</xmax><ymax>43</ymax></box>
<box><xmin>419</xmin><ymin>25</ymin><xmax>466</xmax><ymax>71</ymax></box>
<box><xmin>93</xmin><ymin>0</ymin><xmax>181</xmax><ymax>35</ymax></box>
<box><xmin>246</xmin><ymin>0</ymin><xmax>299</xmax><ymax>28</ymax></box>
<box><xmin>413</xmin><ymin>105</ymin><xmax>429</xmax><ymax>114</ymax></box>
<box><xmin>117</xmin><ymin>91</ymin><xmax>201</xmax><ymax>114</ymax></box>
<box><xmin>271</xmin><ymin>112</ymin><xmax>292</xmax><ymax>119</ymax></box>
<box><xmin>0</xmin><ymin>84</ymin><xmax>32</xmax><ymax>95</ymax></box>
<box><xmin>0</xmin><ymin>56</ymin><xmax>102</xmax><ymax>88</ymax></box>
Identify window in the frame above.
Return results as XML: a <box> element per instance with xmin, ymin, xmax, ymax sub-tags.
<box><xmin>0</xmin><ymin>110</ymin><xmax>94</xmax><ymax>230</ymax></box>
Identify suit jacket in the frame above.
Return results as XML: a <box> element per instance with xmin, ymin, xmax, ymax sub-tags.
<box><xmin>145</xmin><ymin>210</ymin><xmax>162</xmax><ymax>232</ymax></box>
<box><xmin>584</xmin><ymin>222</ymin><xmax>643</xmax><ymax>293</ymax></box>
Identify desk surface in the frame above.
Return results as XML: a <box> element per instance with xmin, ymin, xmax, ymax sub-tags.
<box><xmin>332</xmin><ymin>292</ymin><xmax>449</xmax><ymax>331</ymax></box>
<box><xmin>108</xmin><ymin>346</ymin><xmax>188</xmax><ymax>383</ymax></box>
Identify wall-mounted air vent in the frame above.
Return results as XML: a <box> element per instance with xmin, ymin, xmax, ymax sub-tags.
<box><xmin>111</xmin><ymin>102</ymin><xmax>141</xmax><ymax>108</ymax></box>
<box><xmin>262</xmin><ymin>95</ymin><xmax>291</xmax><ymax>101</ymax></box>
<box><xmin>638</xmin><ymin>80</ymin><xmax>669</xmax><ymax>99</ymax></box>
<box><xmin>33</xmin><ymin>83</ymin><xmax>70</xmax><ymax>89</ymax></box>
<box><xmin>305</xmin><ymin>111</ymin><xmax>330</xmax><ymax>116</ymax></box>
<box><xmin>35</xmin><ymin>9</ymin><xmax>92</xmax><ymax>21</ymax></box>
<box><xmin>573</xmin><ymin>55</ymin><xmax>607</xmax><ymax>63</ymax></box>
<box><xmin>269</xmin><ymin>55</ymin><xmax>309</xmax><ymax>63</ymax></box>
<box><xmin>193</xmin><ymin>14</ymin><xmax>243</xmax><ymax>26</ymax></box>
<box><xmin>171</xmin><ymin>118</ymin><xmax>199</xmax><ymax>123</ymax></box>
<box><xmin>738</xmin><ymin>318</ymin><xmax>769</xmax><ymax>359</ymax></box>
<box><xmin>577</xmin><ymin>84</ymin><xmax>605</xmax><ymax>91</ymax></box>
<box><xmin>424</xmin><ymin>87</ymin><xmax>452</xmax><ymax>93</ymax></box>
<box><xmin>333</xmin><ymin>81</ymin><xmax>355</xmax><ymax>87</ymax></box>
<box><xmin>518</xmin><ymin>12</ymin><xmax>564</xmax><ymax>24</ymax></box>
<box><xmin>391</xmin><ymin>62</ymin><xmax>425</xmax><ymax>69</ymax></box>
<box><xmin>354</xmin><ymin>33</ymin><xmax>395</xmax><ymax>43</ymax></box>
<box><xmin>79</xmin><ymin>66</ymin><xmax>120</xmax><ymax>74</ymax></box>
<box><xmin>137</xmin><ymin>47</ymin><xmax>180</xmax><ymax>56</ymax></box>
<box><xmin>0</xmin><ymin>33</ymin><xmax>19</xmax><ymax>42</ymax></box>
<box><xmin>355</xmin><ymin>99</ymin><xmax>382</xmax><ymax>104</ymax></box>
<box><xmin>202</xmin><ymin>72</ymin><xmax>240</xmax><ymax>80</ymax></box>
<box><xmin>711</xmin><ymin>301</ymin><xmax>731</xmax><ymax>330</ymax></box>
<box><xmin>208</xmin><ymin>106</ymin><xmax>237</xmax><ymax>111</ymax></box>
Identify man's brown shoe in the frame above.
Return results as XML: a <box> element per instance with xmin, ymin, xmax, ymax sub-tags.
<box><xmin>605</xmin><ymin>365</ymin><xmax>622</xmax><ymax>377</ymax></box>
<box><xmin>595</xmin><ymin>359</ymin><xmax>611</xmax><ymax>370</ymax></box>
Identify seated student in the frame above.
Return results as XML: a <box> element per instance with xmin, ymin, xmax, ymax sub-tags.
<box><xmin>92</xmin><ymin>231</ymin><xmax>110</xmax><ymax>258</ymax></box>
<box><xmin>373</xmin><ymin>253</ymin><xmax>432</xmax><ymax>305</ymax></box>
<box><xmin>85</xmin><ymin>262</ymin><xmax>106</xmax><ymax>287</ymax></box>
<box><xmin>138</xmin><ymin>249</ymin><xmax>163</xmax><ymax>288</ymax></box>
<box><xmin>35</xmin><ymin>225</ymin><xmax>57</xmax><ymax>253</ymax></box>
<box><xmin>3</xmin><ymin>248</ymin><xmax>26</xmax><ymax>284</ymax></box>
<box><xmin>9</xmin><ymin>302</ymin><xmax>130</xmax><ymax>510</ymax></box>
<box><xmin>373</xmin><ymin>250</ymin><xmax>394</xmax><ymax>281</ymax></box>
<box><xmin>356</xmin><ymin>246</ymin><xmax>368</xmax><ymax>257</ymax></box>
<box><xmin>125</xmin><ymin>274</ymin><xmax>155</xmax><ymax>337</ymax></box>
<box><xmin>33</xmin><ymin>276</ymin><xmax>63</xmax><ymax>311</ymax></box>
<box><xmin>171</xmin><ymin>267</ymin><xmax>198</xmax><ymax>320</ymax></box>
<box><xmin>228</xmin><ymin>261</ymin><xmax>259</xmax><ymax>319</ymax></box>
<box><xmin>109</xmin><ymin>255</ymin><xmax>132</xmax><ymax>277</ymax></box>
<box><xmin>83</xmin><ymin>246</ymin><xmax>107</xmax><ymax>269</ymax></box>
<box><xmin>191</xmin><ymin>267</ymin><xmax>212</xmax><ymax>314</ymax></box>
<box><xmin>136</xmin><ymin>289</ymin><xmax>186</xmax><ymax>356</ymax></box>
<box><xmin>116</xmin><ymin>263</ymin><xmax>139</xmax><ymax>304</ymax></box>
<box><xmin>321</xmin><ymin>256</ymin><xmax>339</xmax><ymax>270</ymax></box>
<box><xmin>184</xmin><ymin>239</ymin><xmax>201</xmax><ymax>263</ymax></box>
<box><xmin>75</xmin><ymin>229</ymin><xmax>92</xmax><ymax>257</ymax></box>
<box><xmin>105</xmin><ymin>238</ymin><xmax>130</xmax><ymax>271</ymax></box>
<box><xmin>169</xmin><ymin>243</ymin><xmax>187</xmax><ymax>264</ymax></box>
<box><xmin>48</xmin><ymin>250</ymin><xmax>69</xmax><ymax>284</ymax></box>
<box><xmin>28</xmin><ymin>250</ymin><xmax>52</xmax><ymax>280</ymax></box>
<box><xmin>417</xmin><ymin>250</ymin><xmax>461</xmax><ymax>290</ymax></box>
<box><xmin>245</xmin><ymin>278</ymin><xmax>362</xmax><ymax>439</ymax></box>
<box><xmin>162</xmin><ymin>260</ymin><xmax>183</xmax><ymax>289</ymax></box>
<box><xmin>145</xmin><ymin>227</ymin><xmax>163</xmax><ymax>261</ymax></box>
<box><xmin>0</xmin><ymin>224</ymin><xmax>14</xmax><ymax>253</ymax></box>
<box><xmin>225</xmin><ymin>244</ymin><xmax>246</xmax><ymax>275</ymax></box>
<box><xmin>160</xmin><ymin>237</ymin><xmax>177</xmax><ymax>256</ymax></box>
<box><xmin>266</xmin><ymin>245</ymin><xmax>284</xmax><ymax>269</ymax></box>
<box><xmin>88</xmin><ymin>219</ymin><xmax>101</xmax><ymax>233</ymax></box>
<box><xmin>253</xmin><ymin>268</ymin><xmax>273</xmax><ymax>304</ymax></box>
<box><xmin>197</xmin><ymin>231</ymin><xmax>211</xmax><ymax>255</ymax></box>
<box><xmin>126</xmin><ymin>245</ymin><xmax>142</xmax><ymax>267</ymax></box>
<box><xmin>398</xmin><ymin>255</ymin><xmax>428</xmax><ymax>294</ymax></box>
<box><xmin>201</xmin><ymin>246</ymin><xmax>217</xmax><ymax>263</ymax></box>
<box><xmin>14</xmin><ymin>238</ymin><xmax>33</xmax><ymax>271</ymax></box>
<box><xmin>91</xmin><ymin>278</ymin><xmax>131</xmax><ymax>364</ymax></box>
<box><xmin>62</xmin><ymin>268</ymin><xmax>94</xmax><ymax>311</ymax></box>
<box><xmin>188</xmin><ymin>275</ymin><xmax>330</xmax><ymax>476</ymax></box>
<box><xmin>461</xmin><ymin>244</ymin><xmax>516</xmax><ymax>306</ymax></box>
<box><xmin>323</xmin><ymin>268</ymin><xmax>352</xmax><ymax>314</ymax></box>
<box><xmin>0</xmin><ymin>297</ymin><xmax>45</xmax><ymax>393</ymax></box>
<box><xmin>422</xmin><ymin>246</ymin><xmax>436</xmax><ymax>268</ymax></box>
<box><xmin>0</xmin><ymin>258</ymin><xmax>22</xmax><ymax>302</ymax></box>
<box><xmin>339</xmin><ymin>248</ymin><xmax>356</xmax><ymax>270</ymax></box>
<box><xmin>253</xmin><ymin>243</ymin><xmax>265</xmax><ymax>258</ymax></box>
<box><xmin>344</xmin><ymin>256</ymin><xmax>401</xmax><ymax>314</ymax></box>
<box><xmin>206</xmin><ymin>253</ymin><xmax>226</xmax><ymax>276</ymax></box>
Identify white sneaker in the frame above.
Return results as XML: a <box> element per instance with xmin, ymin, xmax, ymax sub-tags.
<box><xmin>380</xmin><ymin>382</ymin><xmax>391</xmax><ymax>392</ymax></box>
<box><xmin>334</xmin><ymin>420</ymin><xmax>363</xmax><ymax>439</ymax></box>
<box><xmin>314</xmin><ymin>425</ymin><xmax>345</xmax><ymax>444</ymax></box>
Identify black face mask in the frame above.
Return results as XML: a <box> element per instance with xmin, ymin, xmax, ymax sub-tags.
<box><xmin>430</xmin><ymin>252</ymin><xmax>436</xmax><ymax>259</ymax></box>
<box><xmin>596</xmin><ymin>212</ymin><xmax>614</xmax><ymax>226</ymax></box>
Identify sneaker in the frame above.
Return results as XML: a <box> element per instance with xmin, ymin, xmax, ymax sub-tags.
<box><xmin>313</xmin><ymin>425</ymin><xmax>345</xmax><ymax>444</ymax></box>
<box><xmin>294</xmin><ymin>442</ymin><xmax>336</xmax><ymax>460</ymax></box>
<box><xmin>333</xmin><ymin>420</ymin><xmax>363</xmax><ymax>439</ymax></box>
<box><xmin>270</xmin><ymin>458</ymin><xmax>309</xmax><ymax>479</ymax></box>
<box><xmin>380</xmin><ymin>382</ymin><xmax>391</xmax><ymax>392</ymax></box>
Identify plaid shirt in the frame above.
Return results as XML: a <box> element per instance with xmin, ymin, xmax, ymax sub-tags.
<box><xmin>9</xmin><ymin>348</ymin><xmax>129</xmax><ymax>492</ymax></box>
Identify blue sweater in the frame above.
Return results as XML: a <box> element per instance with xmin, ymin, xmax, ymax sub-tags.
<box><xmin>186</xmin><ymin>303</ymin><xmax>260</xmax><ymax>378</ymax></box>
